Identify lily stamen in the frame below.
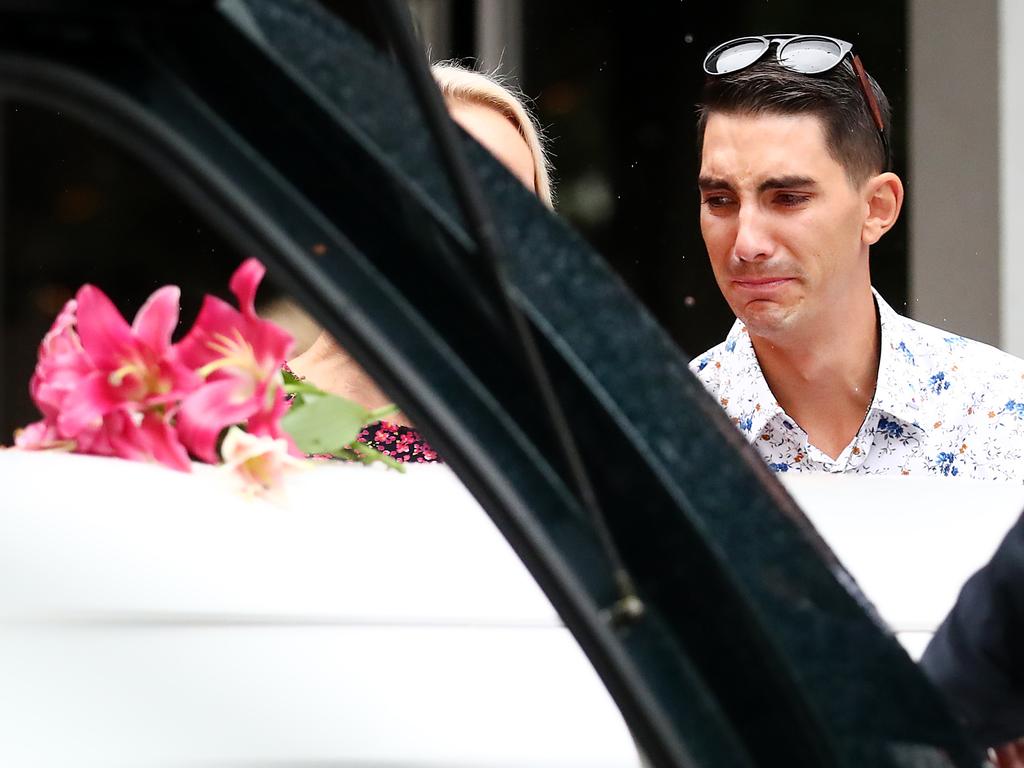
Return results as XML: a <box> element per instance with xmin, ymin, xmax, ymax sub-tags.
<box><xmin>108</xmin><ymin>363</ymin><xmax>138</xmax><ymax>387</ymax></box>
<box><xmin>198</xmin><ymin>329</ymin><xmax>265</xmax><ymax>380</ymax></box>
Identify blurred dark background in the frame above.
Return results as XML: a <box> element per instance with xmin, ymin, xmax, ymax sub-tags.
<box><xmin>520</xmin><ymin>2</ymin><xmax>907</xmax><ymax>358</ymax></box>
<box><xmin>0</xmin><ymin>0</ymin><xmax>906</xmax><ymax>439</ymax></box>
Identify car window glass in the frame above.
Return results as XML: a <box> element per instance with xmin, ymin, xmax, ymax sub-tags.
<box><xmin>0</xmin><ymin>92</ymin><xmax>642</xmax><ymax>766</ymax></box>
<box><xmin>1</xmin><ymin>102</ymin><xmax>248</xmax><ymax>436</ymax></box>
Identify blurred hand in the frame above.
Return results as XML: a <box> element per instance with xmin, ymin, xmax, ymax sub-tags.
<box><xmin>992</xmin><ymin>739</ymin><xmax>1024</xmax><ymax>768</ymax></box>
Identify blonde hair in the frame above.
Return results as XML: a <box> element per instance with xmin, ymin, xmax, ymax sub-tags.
<box><xmin>431</xmin><ymin>61</ymin><xmax>554</xmax><ymax>209</ymax></box>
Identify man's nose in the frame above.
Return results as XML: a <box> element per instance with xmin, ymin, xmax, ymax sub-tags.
<box><xmin>732</xmin><ymin>205</ymin><xmax>773</xmax><ymax>262</ymax></box>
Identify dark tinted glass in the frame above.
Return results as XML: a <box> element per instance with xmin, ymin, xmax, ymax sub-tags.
<box><xmin>0</xmin><ymin>103</ymin><xmax>248</xmax><ymax>439</ymax></box>
<box><xmin>520</xmin><ymin>1</ymin><xmax>908</xmax><ymax>359</ymax></box>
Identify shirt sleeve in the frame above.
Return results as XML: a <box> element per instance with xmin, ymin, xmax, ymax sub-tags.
<box><xmin>919</xmin><ymin>512</ymin><xmax>1024</xmax><ymax>748</ymax></box>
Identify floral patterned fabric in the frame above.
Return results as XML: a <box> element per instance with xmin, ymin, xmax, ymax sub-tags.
<box><xmin>281</xmin><ymin>364</ymin><xmax>441</xmax><ymax>464</ymax></box>
<box><xmin>356</xmin><ymin>421</ymin><xmax>440</xmax><ymax>464</ymax></box>
<box><xmin>690</xmin><ymin>291</ymin><xmax>1024</xmax><ymax>481</ymax></box>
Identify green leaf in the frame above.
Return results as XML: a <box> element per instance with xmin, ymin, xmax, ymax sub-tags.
<box><xmin>283</xmin><ymin>380</ymin><xmax>325</xmax><ymax>408</ymax></box>
<box><xmin>346</xmin><ymin>441</ymin><xmax>406</xmax><ymax>472</ymax></box>
<box><xmin>367</xmin><ymin>403</ymin><xmax>400</xmax><ymax>421</ymax></box>
<box><xmin>283</xmin><ymin>381</ymin><xmax>323</xmax><ymax>396</ymax></box>
<box><xmin>281</xmin><ymin>392</ymin><xmax>374</xmax><ymax>455</ymax></box>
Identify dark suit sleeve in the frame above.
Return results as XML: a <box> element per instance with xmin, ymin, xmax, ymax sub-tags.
<box><xmin>920</xmin><ymin>512</ymin><xmax>1024</xmax><ymax>748</ymax></box>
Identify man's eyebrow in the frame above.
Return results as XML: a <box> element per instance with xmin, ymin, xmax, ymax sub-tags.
<box><xmin>697</xmin><ymin>176</ymin><xmax>733</xmax><ymax>191</ymax></box>
<box><xmin>758</xmin><ymin>176</ymin><xmax>817</xmax><ymax>193</ymax></box>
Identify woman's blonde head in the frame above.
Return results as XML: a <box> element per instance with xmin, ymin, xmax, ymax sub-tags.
<box><xmin>431</xmin><ymin>61</ymin><xmax>554</xmax><ymax>209</ymax></box>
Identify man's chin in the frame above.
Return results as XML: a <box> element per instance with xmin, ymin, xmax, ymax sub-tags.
<box><xmin>735</xmin><ymin>300</ymin><xmax>798</xmax><ymax>339</ymax></box>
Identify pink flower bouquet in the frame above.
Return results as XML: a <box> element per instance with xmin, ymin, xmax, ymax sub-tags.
<box><xmin>14</xmin><ymin>258</ymin><xmax>399</xmax><ymax>491</ymax></box>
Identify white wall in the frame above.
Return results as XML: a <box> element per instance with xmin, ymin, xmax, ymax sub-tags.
<box><xmin>1000</xmin><ymin>0</ymin><xmax>1024</xmax><ymax>355</ymax></box>
<box><xmin>408</xmin><ymin>0</ymin><xmax>453</xmax><ymax>60</ymax></box>
<box><xmin>475</xmin><ymin>0</ymin><xmax>523</xmax><ymax>82</ymax></box>
<box><xmin>909</xmin><ymin>0</ymin><xmax>1001</xmax><ymax>347</ymax></box>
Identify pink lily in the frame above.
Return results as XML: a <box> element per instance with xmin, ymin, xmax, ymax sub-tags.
<box><xmin>17</xmin><ymin>294</ymin><xmax>112</xmax><ymax>454</ymax></box>
<box><xmin>176</xmin><ymin>259</ymin><xmax>297</xmax><ymax>463</ymax></box>
<box><xmin>18</xmin><ymin>285</ymin><xmax>198</xmax><ymax>472</ymax></box>
<box><xmin>28</xmin><ymin>298</ymin><xmax>91</xmax><ymax>422</ymax></box>
<box><xmin>13</xmin><ymin>419</ymin><xmax>75</xmax><ymax>452</ymax></box>
<box><xmin>220</xmin><ymin>426</ymin><xmax>307</xmax><ymax>498</ymax></box>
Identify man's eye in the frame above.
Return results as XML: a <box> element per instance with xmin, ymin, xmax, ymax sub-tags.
<box><xmin>703</xmin><ymin>195</ymin><xmax>734</xmax><ymax>209</ymax></box>
<box><xmin>775</xmin><ymin>193</ymin><xmax>809</xmax><ymax>206</ymax></box>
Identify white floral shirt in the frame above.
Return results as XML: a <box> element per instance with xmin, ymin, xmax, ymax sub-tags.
<box><xmin>690</xmin><ymin>291</ymin><xmax>1024</xmax><ymax>481</ymax></box>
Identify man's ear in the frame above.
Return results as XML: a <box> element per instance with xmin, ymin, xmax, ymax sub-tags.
<box><xmin>862</xmin><ymin>172</ymin><xmax>904</xmax><ymax>246</ymax></box>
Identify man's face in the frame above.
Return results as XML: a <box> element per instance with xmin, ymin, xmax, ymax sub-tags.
<box><xmin>698</xmin><ymin>111</ymin><xmax>870</xmax><ymax>342</ymax></box>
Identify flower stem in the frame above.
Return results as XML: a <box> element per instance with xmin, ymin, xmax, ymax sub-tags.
<box><xmin>367</xmin><ymin>403</ymin><xmax>400</xmax><ymax>421</ymax></box>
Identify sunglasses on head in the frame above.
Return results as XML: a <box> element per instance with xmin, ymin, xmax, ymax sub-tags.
<box><xmin>703</xmin><ymin>34</ymin><xmax>891</xmax><ymax>171</ymax></box>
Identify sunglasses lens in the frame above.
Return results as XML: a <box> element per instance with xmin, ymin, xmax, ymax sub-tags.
<box><xmin>778</xmin><ymin>38</ymin><xmax>845</xmax><ymax>73</ymax></box>
<box><xmin>704</xmin><ymin>38</ymin><xmax>767</xmax><ymax>74</ymax></box>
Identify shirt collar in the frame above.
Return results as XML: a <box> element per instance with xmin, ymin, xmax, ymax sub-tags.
<box><xmin>720</xmin><ymin>290</ymin><xmax>925</xmax><ymax>439</ymax></box>
<box><xmin>718</xmin><ymin>321</ymin><xmax>787</xmax><ymax>440</ymax></box>
<box><xmin>869</xmin><ymin>289</ymin><xmax>927</xmax><ymax>428</ymax></box>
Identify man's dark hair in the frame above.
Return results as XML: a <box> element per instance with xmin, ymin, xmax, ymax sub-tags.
<box><xmin>696</xmin><ymin>56</ymin><xmax>892</xmax><ymax>184</ymax></box>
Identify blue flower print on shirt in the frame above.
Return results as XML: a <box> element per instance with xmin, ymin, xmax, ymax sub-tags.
<box><xmin>690</xmin><ymin>291</ymin><xmax>1024</xmax><ymax>481</ymax></box>
<box><xmin>877</xmin><ymin>416</ymin><xmax>904</xmax><ymax>439</ymax></box>
<box><xmin>897</xmin><ymin>341</ymin><xmax>915</xmax><ymax>365</ymax></box>
<box><xmin>1005</xmin><ymin>400</ymin><xmax>1024</xmax><ymax>419</ymax></box>
<box><xmin>929</xmin><ymin>372</ymin><xmax>950</xmax><ymax>394</ymax></box>
<box><xmin>936</xmin><ymin>451</ymin><xmax>959</xmax><ymax>476</ymax></box>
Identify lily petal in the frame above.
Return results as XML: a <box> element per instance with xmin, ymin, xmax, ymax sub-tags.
<box><xmin>246</xmin><ymin>386</ymin><xmax>302</xmax><ymax>454</ymax></box>
<box><xmin>74</xmin><ymin>285</ymin><xmax>133</xmax><ymax>369</ymax></box>
<box><xmin>174</xmin><ymin>295</ymin><xmax>244</xmax><ymax>371</ymax></box>
<box><xmin>244</xmin><ymin>317</ymin><xmax>294</xmax><ymax>374</ymax></box>
<box><xmin>229</xmin><ymin>258</ymin><xmax>265</xmax><ymax>318</ymax></box>
<box><xmin>39</xmin><ymin>298</ymin><xmax>81</xmax><ymax>357</ymax></box>
<box><xmin>14</xmin><ymin>420</ymin><xmax>64</xmax><ymax>450</ymax></box>
<box><xmin>104</xmin><ymin>411</ymin><xmax>151</xmax><ymax>464</ymax></box>
<box><xmin>56</xmin><ymin>371</ymin><xmax>122</xmax><ymax>436</ymax></box>
<box><xmin>177</xmin><ymin>379</ymin><xmax>259</xmax><ymax>463</ymax></box>
<box><xmin>138</xmin><ymin>412</ymin><xmax>192</xmax><ymax>472</ymax></box>
<box><xmin>132</xmin><ymin>285</ymin><xmax>181</xmax><ymax>355</ymax></box>
<box><xmin>221</xmin><ymin>426</ymin><xmax>306</xmax><ymax>494</ymax></box>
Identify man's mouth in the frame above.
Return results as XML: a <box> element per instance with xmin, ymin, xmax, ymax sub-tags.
<box><xmin>731</xmin><ymin>277</ymin><xmax>794</xmax><ymax>289</ymax></box>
